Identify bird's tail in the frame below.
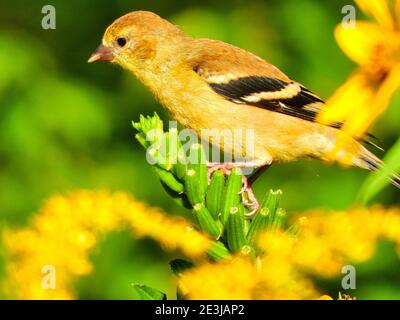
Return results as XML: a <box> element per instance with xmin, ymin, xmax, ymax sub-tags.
<box><xmin>355</xmin><ymin>147</ymin><xmax>400</xmax><ymax>189</ymax></box>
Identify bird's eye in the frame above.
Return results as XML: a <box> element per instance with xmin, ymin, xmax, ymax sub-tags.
<box><xmin>117</xmin><ymin>37</ymin><xmax>127</xmax><ymax>47</ymax></box>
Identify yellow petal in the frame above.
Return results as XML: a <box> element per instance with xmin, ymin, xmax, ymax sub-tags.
<box><xmin>319</xmin><ymin>64</ymin><xmax>400</xmax><ymax>164</ymax></box>
<box><xmin>344</xmin><ymin>63</ymin><xmax>400</xmax><ymax>137</ymax></box>
<box><xmin>355</xmin><ymin>0</ymin><xmax>395</xmax><ymax>30</ymax></box>
<box><xmin>396</xmin><ymin>0</ymin><xmax>400</xmax><ymax>28</ymax></box>
<box><xmin>318</xmin><ymin>70</ymin><xmax>375</xmax><ymax>126</ymax></box>
<box><xmin>334</xmin><ymin>21</ymin><xmax>397</xmax><ymax>67</ymax></box>
<box><xmin>317</xmin><ymin>70</ymin><xmax>375</xmax><ymax>165</ymax></box>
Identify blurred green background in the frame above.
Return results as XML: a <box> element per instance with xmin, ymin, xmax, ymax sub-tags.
<box><xmin>0</xmin><ymin>0</ymin><xmax>399</xmax><ymax>299</ymax></box>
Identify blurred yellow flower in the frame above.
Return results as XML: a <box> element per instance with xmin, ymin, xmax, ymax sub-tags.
<box><xmin>2</xmin><ymin>190</ymin><xmax>213</xmax><ymax>299</ymax></box>
<box><xmin>4</xmin><ymin>189</ymin><xmax>400</xmax><ymax>300</ymax></box>
<box><xmin>180</xmin><ymin>206</ymin><xmax>400</xmax><ymax>300</ymax></box>
<box><xmin>318</xmin><ymin>0</ymin><xmax>400</xmax><ymax>148</ymax></box>
<box><xmin>260</xmin><ymin>206</ymin><xmax>400</xmax><ymax>278</ymax></box>
<box><xmin>179</xmin><ymin>255</ymin><xmax>319</xmax><ymax>300</ymax></box>
<box><xmin>318</xmin><ymin>295</ymin><xmax>334</xmax><ymax>300</ymax></box>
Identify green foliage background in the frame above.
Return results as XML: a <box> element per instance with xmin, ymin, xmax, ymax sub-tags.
<box><xmin>0</xmin><ymin>0</ymin><xmax>399</xmax><ymax>299</ymax></box>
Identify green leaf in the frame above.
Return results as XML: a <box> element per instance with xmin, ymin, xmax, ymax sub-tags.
<box><xmin>133</xmin><ymin>113</ymin><xmax>168</xmax><ymax>169</ymax></box>
<box><xmin>358</xmin><ymin>137</ymin><xmax>400</xmax><ymax>203</ymax></box>
<box><xmin>269</xmin><ymin>208</ymin><xmax>286</xmax><ymax>231</ymax></box>
<box><xmin>220</xmin><ymin>168</ymin><xmax>243</xmax><ymax>225</ymax></box>
<box><xmin>169</xmin><ymin>259</ymin><xmax>194</xmax><ymax>276</ymax></box>
<box><xmin>134</xmin><ymin>132</ymin><xmax>147</xmax><ymax>148</ymax></box>
<box><xmin>185</xmin><ymin>143</ymin><xmax>208</xmax><ymax>205</ymax></box>
<box><xmin>262</xmin><ymin>189</ymin><xmax>282</xmax><ymax>217</ymax></box>
<box><xmin>133</xmin><ymin>284</ymin><xmax>167</xmax><ymax>300</ymax></box>
<box><xmin>160</xmin><ymin>181</ymin><xmax>192</xmax><ymax>209</ymax></box>
<box><xmin>207</xmin><ymin>241</ymin><xmax>231</xmax><ymax>261</ymax></box>
<box><xmin>226</xmin><ymin>204</ymin><xmax>247</xmax><ymax>252</ymax></box>
<box><xmin>193</xmin><ymin>203</ymin><xmax>221</xmax><ymax>238</ymax></box>
<box><xmin>169</xmin><ymin>258</ymin><xmax>193</xmax><ymax>300</ymax></box>
<box><xmin>247</xmin><ymin>207</ymin><xmax>270</xmax><ymax>246</ymax></box>
<box><xmin>169</xmin><ymin>128</ymin><xmax>187</xmax><ymax>180</ymax></box>
<box><xmin>247</xmin><ymin>189</ymin><xmax>283</xmax><ymax>246</ymax></box>
<box><xmin>132</xmin><ymin>112</ymin><xmax>163</xmax><ymax>135</ymax></box>
<box><xmin>154</xmin><ymin>167</ymin><xmax>184</xmax><ymax>194</ymax></box>
<box><xmin>206</xmin><ymin>170</ymin><xmax>225</xmax><ymax>219</ymax></box>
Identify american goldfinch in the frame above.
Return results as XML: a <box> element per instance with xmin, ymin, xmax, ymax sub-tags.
<box><xmin>88</xmin><ymin>11</ymin><xmax>399</xmax><ymax>210</ymax></box>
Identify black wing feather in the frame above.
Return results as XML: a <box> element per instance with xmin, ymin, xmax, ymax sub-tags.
<box><xmin>208</xmin><ymin>75</ymin><xmax>332</xmax><ymax>124</ymax></box>
<box><xmin>204</xmin><ymin>74</ymin><xmax>382</xmax><ymax>148</ymax></box>
<box><xmin>210</xmin><ymin>76</ymin><xmax>289</xmax><ymax>100</ymax></box>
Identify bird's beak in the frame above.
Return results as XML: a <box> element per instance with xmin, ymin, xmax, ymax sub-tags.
<box><xmin>88</xmin><ymin>44</ymin><xmax>114</xmax><ymax>63</ymax></box>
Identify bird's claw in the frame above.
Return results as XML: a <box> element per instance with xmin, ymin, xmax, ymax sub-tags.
<box><xmin>240</xmin><ymin>176</ymin><xmax>248</xmax><ymax>194</ymax></box>
<box><xmin>242</xmin><ymin>181</ymin><xmax>259</xmax><ymax>216</ymax></box>
<box><xmin>206</xmin><ymin>161</ymin><xmax>233</xmax><ymax>182</ymax></box>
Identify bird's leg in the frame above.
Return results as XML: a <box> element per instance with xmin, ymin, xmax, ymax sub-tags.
<box><xmin>242</xmin><ymin>165</ymin><xmax>270</xmax><ymax>216</ymax></box>
<box><xmin>206</xmin><ymin>160</ymin><xmax>262</xmax><ymax>181</ymax></box>
<box><xmin>206</xmin><ymin>161</ymin><xmax>233</xmax><ymax>177</ymax></box>
<box><xmin>206</xmin><ymin>160</ymin><xmax>263</xmax><ymax>173</ymax></box>
<box><xmin>243</xmin><ymin>185</ymin><xmax>259</xmax><ymax>216</ymax></box>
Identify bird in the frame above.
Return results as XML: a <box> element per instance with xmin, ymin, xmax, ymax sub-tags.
<box><xmin>88</xmin><ymin>10</ymin><xmax>399</xmax><ymax>212</ymax></box>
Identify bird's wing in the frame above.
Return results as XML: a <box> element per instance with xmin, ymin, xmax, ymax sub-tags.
<box><xmin>189</xmin><ymin>39</ymin><xmax>342</xmax><ymax>128</ymax></box>
<box><xmin>207</xmin><ymin>76</ymin><xmax>331</xmax><ymax>125</ymax></box>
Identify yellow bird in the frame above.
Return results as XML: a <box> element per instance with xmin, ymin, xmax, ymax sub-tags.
<box><xmin>88</xmin><ymin>11</ymin><xmax>399</xmax><ymax>211</ymax></box>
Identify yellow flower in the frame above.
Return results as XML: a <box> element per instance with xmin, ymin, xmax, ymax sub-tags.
<box><xmin>179</xmin><ymin>255</ymin><xmax>320</xmax><ymax>300</ymax></box>
<box><xmin>318</xmin><ymin>295</ymin><xmax>334</xmax><ymax>300</ymax></box>
<box><xmin>261</xmin><ymin>206</ymin><xmax>400</xmax><ymax>277</ymax></box>
<box><xmin>180</xmin><ymin>230</ymin><xmax>321</xmax><ymax>300</ymax></box>
<box><xmin>4</xmin><ymin>189</ymin><xmax>400</xmax><ymax>300</ymax></box>
<box><xmin>318</xmin><ymin>0</ymin><xmax>400</xmax><ymax>145</ymax></box>
<box><xmin>180</xmin><ymin>206</ymin><xmax>400</xmax><ymax>300</ymax></box>
<box><xmin>112</xmin><ymin>192</ymin><xmax>214</xmax><ymax>257</ymax></box>
<box><xmin>2</xmin><ymin>190</ymin><xmax>213</xmax><ymax>299</ymax></box>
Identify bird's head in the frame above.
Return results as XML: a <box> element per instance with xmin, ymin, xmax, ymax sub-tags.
<box><xmin>88</xmin><ymin>11</ymin><xmax>185</xmax><ymax>72</ymax></box>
